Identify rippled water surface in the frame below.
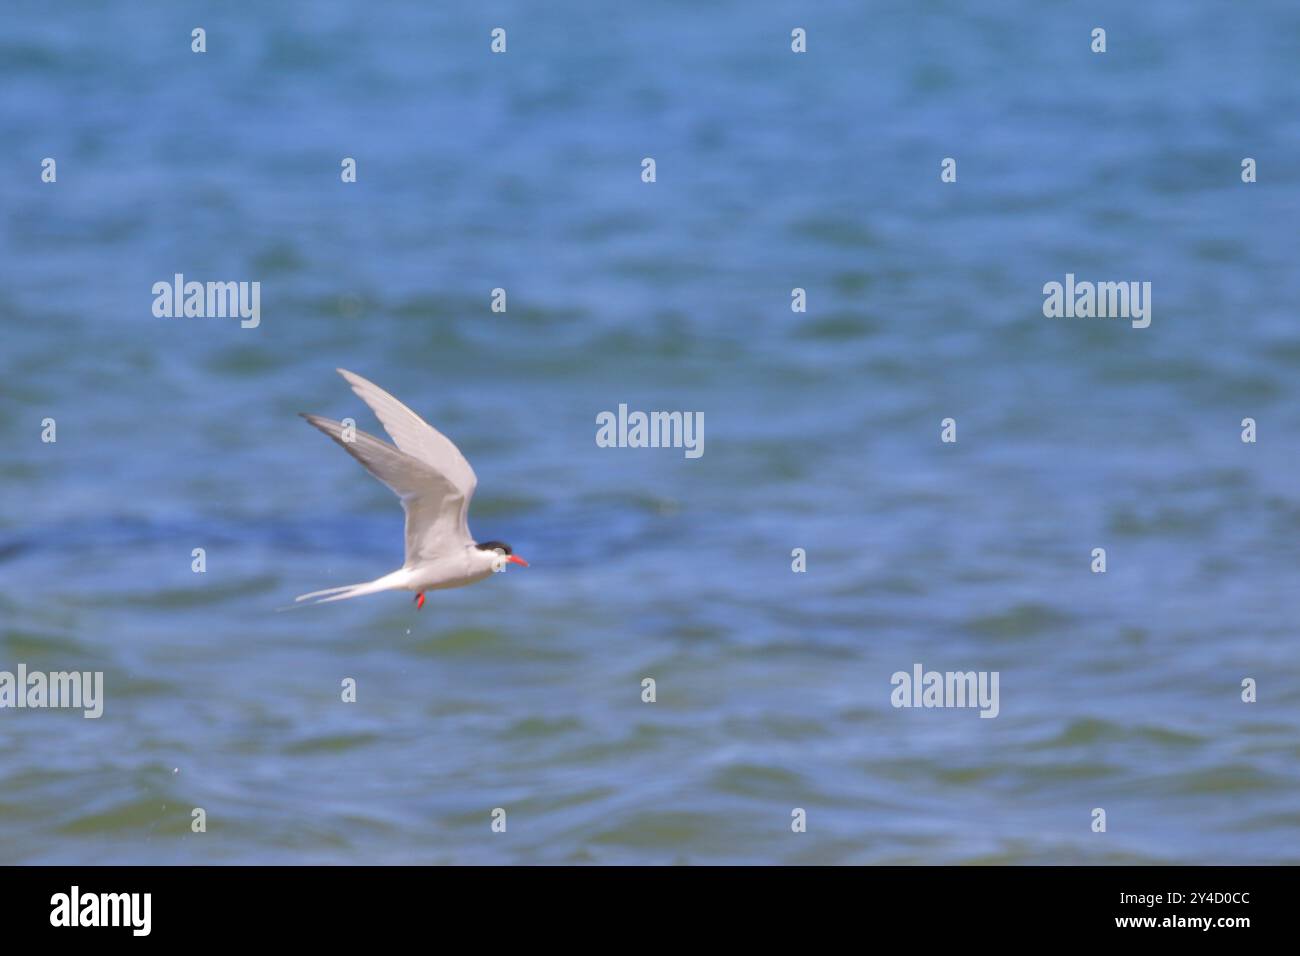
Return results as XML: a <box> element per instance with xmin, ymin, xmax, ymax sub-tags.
<box><xmin>2</xmin><ymin>1</ymin><xmax>1299</xmax><ymax>863</ymax></box>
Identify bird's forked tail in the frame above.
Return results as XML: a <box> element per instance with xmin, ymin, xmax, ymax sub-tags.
<box><xmin>293</xmin><ymin>569</ymin><xmax>411</xmax><ymax>607</ymax></box>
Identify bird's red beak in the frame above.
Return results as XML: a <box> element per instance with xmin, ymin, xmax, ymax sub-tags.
<box><xmin>508</xmin><ymin>554</ymin><xmax>529</xmax><ymax>568</ymax></box>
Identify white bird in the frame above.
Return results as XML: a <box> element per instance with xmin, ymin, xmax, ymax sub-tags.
<box><xmin>295</xmin><ymin>368</ymin><xmax>527</xmax><ymax>609</ymax></box>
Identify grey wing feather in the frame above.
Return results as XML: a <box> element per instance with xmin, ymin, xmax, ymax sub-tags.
<box><xmin>299</xmin><ymin>414</ymin><xmax>471</xmax><ymax>565</ymax></box>
<box><xmin>336</xmin><ymin>369</ymin><xmax>478</xmax><ymax>500</ymax></box>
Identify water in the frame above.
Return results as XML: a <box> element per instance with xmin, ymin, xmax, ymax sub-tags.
<box><xmin>2</xmin><ymin>0</ymin><xmax>1299</xmax><ymax>864</ymax></box>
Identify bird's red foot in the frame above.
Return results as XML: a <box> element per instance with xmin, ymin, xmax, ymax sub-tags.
<box><xmin>414</xmin><ymin>592</ymin><xmax>425</xmax><ymax>609</ymax></box>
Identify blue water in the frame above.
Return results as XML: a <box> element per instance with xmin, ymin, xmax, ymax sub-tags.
<box><xmin>2</xmin><ymin>1</ymin><xmax>1299</xmax><ymax>864</ymax></box>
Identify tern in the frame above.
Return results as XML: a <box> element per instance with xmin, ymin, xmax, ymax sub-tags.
<box><xmin>295</xmin><ymin>369</ymin><xmax>528</xmax><ymax>609</ymax></box>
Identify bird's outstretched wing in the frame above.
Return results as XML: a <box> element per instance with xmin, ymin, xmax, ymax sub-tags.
<box><xmin>336</xmin><ymin>368</ymin><xmax>478</xmax><ymax>500</ymax></box>
<box><xmin>299</xmin><ymin>414</ymin><xmax>472</xmax><ymax>566</ymax></box>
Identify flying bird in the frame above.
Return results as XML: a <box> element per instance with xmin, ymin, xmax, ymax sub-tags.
<box><xmin>295</xmin><ymin>369</ymin><xmax>527</xmax><ymax>609</ymax></box>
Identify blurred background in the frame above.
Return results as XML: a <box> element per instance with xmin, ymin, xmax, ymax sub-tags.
<box><xmin>2</xmin><ymin>1</ymin><xmax>1298</xmax><ymax>864</ymax></box>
